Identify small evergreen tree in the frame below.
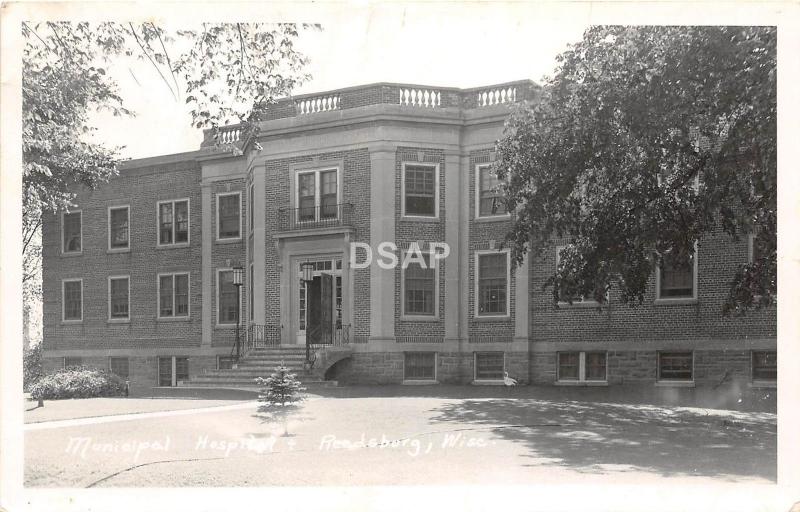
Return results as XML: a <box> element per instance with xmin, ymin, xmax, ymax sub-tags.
<box><xmin>256</xmin><ymin>364</ymin><xmax>305</xmax><ymax>436</ymax></box>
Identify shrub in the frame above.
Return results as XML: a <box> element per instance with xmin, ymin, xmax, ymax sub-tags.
<box><xmin>29</xmin><ymin>367</ymin><xmax>128</xmax><ymax>400</ymax></box>
<box><xmin>23</xmin><ymin>343</ymin><xmax>43</xmax><ymax>392</ymax></box>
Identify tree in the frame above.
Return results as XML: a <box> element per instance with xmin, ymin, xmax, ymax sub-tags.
<box><xmin>494</xmin><ymin>26</ymin><xmax>776</xmax><ymax>316</ymax></box>
<box><xmin>21</xmin><ymin>22</ymin><xmax>316</xmax><ymax>319</ymax></box>
<box><xmin>256</xmin><ymin>365</ymin><xmax>306</xmax><ymax>436</ymax></box>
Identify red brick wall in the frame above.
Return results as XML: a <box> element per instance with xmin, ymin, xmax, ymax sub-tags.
<box><xmin>42</xmin><ymin>161</ymin><xmax>204</xmax><ymax>351</ymax></box>
<box><xmin>529</xmin><ymin>230</ymin><xmax>777</xmax><ymax>344</ymax></box>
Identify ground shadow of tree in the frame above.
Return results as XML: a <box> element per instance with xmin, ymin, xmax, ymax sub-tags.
<box><xmin>429</xmin><ymin>397</ymin><xmax>776</xmax><ymax>481</ymax></box>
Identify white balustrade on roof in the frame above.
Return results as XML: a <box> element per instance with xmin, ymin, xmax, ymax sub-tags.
<box><xmin>476</xmin><ymin>86</ymin><xmax>517</xmax><ymax>107</ymax></box>
<box><xmin>296</xmin><ymin>94</ymin><xmax>340</xmax><ymax>114</ymax></box>
<box><xmin>399</xmin><ymin>88</ymin><xmax>441</xmax><ymax>108</ymax></box>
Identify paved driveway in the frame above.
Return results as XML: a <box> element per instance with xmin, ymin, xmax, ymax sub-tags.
<box><xmin>24</xmin><ymin>390</ymin><xmax>776</xmax><ymax>487</ymax></box>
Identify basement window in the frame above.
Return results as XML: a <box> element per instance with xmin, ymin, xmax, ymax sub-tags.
<box><xmin>557</xmin><ymin>352</ymin><xmax>607</xmax><ymax>383</ymax></box>
<box><xmin>404</xmin><ymin>352</ymin><xmax>436</xmax><ymax>381</ymax></box>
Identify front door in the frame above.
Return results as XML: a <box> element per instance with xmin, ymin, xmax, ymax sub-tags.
<box><xmin>297</xmin><ymin>258</ymin><xmax>342</xmax><ymax>345</ymax></box>
<box><xmin>306</xmin><ymin>274</ymin><xmax>333</xmax><ymax>345</ymax></box>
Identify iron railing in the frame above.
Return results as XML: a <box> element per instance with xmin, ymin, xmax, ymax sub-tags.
<box><xmin>277</xmin><ymin>203</ymin><xmax>353</xmax><ymax>231</ymax></box>
<box><xmin>241</xmin><ymin>323</ymin><xmax>282</xmax><ymax>359</ymax></box>
<box><xmin>306</xmin><ymin>324</ymin><xmax>351</xmax><ymax>367</ymax></box>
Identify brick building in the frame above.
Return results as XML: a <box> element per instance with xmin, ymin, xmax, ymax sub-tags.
<box><xmin>41</xmin><ymin>80</ymin><xmax>777</xmax><ymax>393</ymax></box>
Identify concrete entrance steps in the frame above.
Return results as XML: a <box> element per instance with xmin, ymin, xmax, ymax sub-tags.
<box><xmin>185</xmin><ymin>346</ymin><xmax>337</xmax><ymax>389</ymax></box>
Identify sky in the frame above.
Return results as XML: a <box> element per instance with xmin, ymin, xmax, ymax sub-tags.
<box><xmin>89</xmin><ymin>5</ymin><xmax>590</xmax><ymax>160</ymax></box>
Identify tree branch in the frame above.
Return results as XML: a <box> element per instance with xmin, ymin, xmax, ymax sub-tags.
<box><xmin>129</xmin><ymin>22</ymin><xmax>176</xmax><ymax>101</ymax></box>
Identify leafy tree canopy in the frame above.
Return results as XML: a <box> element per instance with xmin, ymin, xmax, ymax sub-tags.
<box><xmin>494</xmin><ymin>26</ymin><xmax>776</xmax><ymax>316</ymax></box>
<box><xmin>22</xmin><ymin>22</ymin><xmax>316</xmax><ymax>284</ymax></box>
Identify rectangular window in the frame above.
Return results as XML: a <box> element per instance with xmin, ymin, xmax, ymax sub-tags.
<box><xmin>477</xmin><ymin>252</ymin><xmax>509</xmax><ymax>316</ymax></box>
<box><xmin>109</xmin><ymin>276</ymin><xmax>130</xmax><ymax>320</ymax></box>
<box><xmin>218</xmin><ymin>270</ymin><xmax>238</xmax><ymax>324</ymax></box>
<box><xmin>62</xmin><ymin>279</ymin><xmax>82</xmax><ymax>321</ymax></box>
<box><xmin>557</xmin><ymin>352</ymin><xmax>607</xmax><ymax>382</ymax></box>
<box><xmin>658</xmin><ymin>249</ymin><xmax>696</xmax><ymax>299</ymax></box>
<box><xmin>248</xmin><ymin>183</ymin><xmax>255</xmax><ymax>233</ymax></box>
<box><xmin>108</xmin><ymin>206</ymin><xmax>130</xmax><ymax>250</ymax></box>
<box><xmin>158</xmin><ymin>356</ymin><xmax>189</xmax><ymax>386</ymax></box>
<box><xmin>585</xmin><ymin>352</ymin><xmax>607</xmax><ymax>381</ymax></box>
<box><xmin>752</xmin><ymin>351</ymin><xmax>777</xmax><ymax>382</ymax></box>
<box><xmin>404</xmin><ymin>352</ymin><xmax>436</xmax><ymax>380</ymax></box>
<box><xmin>403</xmin><ymin>164</ymin><xmax>437</xmax><ymax>217</ymax></box>
<box><xmin>158</xmin><ymin>199</ymin><xmax>189</xmax><ymax>245</ymax></box>
<box><xmin>558</xmin><ymin>352</ymin><xmax>580</xmax><ymax>381</ymax></box>
<box><xmin>477</xmin><ymin>165</ymin><xmax>507</xmax><ymax>217</ymax></box>
<box><xmin>296</xmin><ymin>168</ymin><xmax>339</xmax><ymax>222</ymax></box>
<box><xmin>217</xmin><ymin>192</ymin><xmax>241</xmax><ymax>239</ymax></box>
<box><xmin>658</xmin><ymin>352</ymin><xmax>693</xmax><ymax>381</ymax></box>
<box><xmin>109</xmin><ymin>357</ymin><xmax>130</xmax><ymax>379</ymax></box>
<box><xmin>555</xmin><ymin>246</ymin><xmax>601</xmax><ymax>304</ymax></box>
<box><xmin>475</xmin><ymin>352</ymin><xmax>505</xmax><ymax>381</ymax></box>
<box><xmin>62</xmin><ymin>211</ymin><xmax>82</xmax><ymax>253</ymax></box>
<box><xmin>64</xmin><ymin>356</ymin><xmax>83</xmax><ymax>368</ymax></box>
<box><xmin>159</xmin><ymin>273</ymin><xmax>190</xmax><ymax>318</ymax></box>
<box><xmin>403</xmin><ymin>252</ymin><xmax>435</xmax><ymax>316</ymax></box>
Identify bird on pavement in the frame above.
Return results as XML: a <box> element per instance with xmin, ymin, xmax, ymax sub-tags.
<box><xmin>503</xmin><ymin>372</ymin><xmax>518</xmax><ymax>387</ymax></box>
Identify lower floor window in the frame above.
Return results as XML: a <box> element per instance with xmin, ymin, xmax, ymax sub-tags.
<box><xmin>158</xmin><ymin>356</ymin><xmax>189</xmax><ymax>386</ymax></box>
<box><xmin>475</xmin><ymin>352</ymin><xmax>505</xmax><ymax>380</ymax></box>
<box><xmin>109</xmin><ymin>357</ymin><xmax>129</xmax><ymax>379</ymax></box>
<box><xmin>658</xmin><ymin>351</ymin><xmax>693</xmax><ymax>381</ymax></box>
<box><xmin>218</xmin><ymin>356</ymin><xmax>236</xmax><ymax>370</ymax></box>
<box><xmin>557</xmin><ymin>351</ymin><xmax>607</xmax><ymax>382</ymax></box>
<box><xmin>404</xmin><ymin>352</ymin><xmax>436</xmax><ymax>380</ymax></box>
<box><xmin>752</xmin><ymin>351</ymin><xmax>777</xmax><ymax>381</ymax></box>
<box><xmin>64</xmin><ymin>356</ymin><xmax>83</xmax><ymax>368</ymax></box>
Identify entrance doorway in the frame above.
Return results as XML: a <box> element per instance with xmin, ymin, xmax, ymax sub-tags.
<box><xmin>297</xmin><ymin>258</ymin><xmax>342</xmax><ymax>345</ymax></box>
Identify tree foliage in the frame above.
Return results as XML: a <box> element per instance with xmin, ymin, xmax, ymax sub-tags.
<box><xmin>21</xmin><ymin>22</ymin><xmax>316</xmax><ymax>293</ymax></box>
<box><xmin>494</xmin><ymin>26</ymin><xmax>776</xmax><ymax>315</ymax></box>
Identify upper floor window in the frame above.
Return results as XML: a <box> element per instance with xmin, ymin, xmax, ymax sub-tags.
<box><xmin>476</xmin><ymin>165</ymin><xmax>507</xmax><ymax>218</ymax></box>
<box><xmin>296</xmin><ymin>168</ymin><xmax>338</xmax><ymax>222</ymax></box>
<box><xmin>248</xmin><ymin>183</ymin><xmax>255</xmax><ymax>233</ymax></box>
<box><xmin>403</xmin><ymin>163</ymin><xmax>438</xmax><ymax>218</ymax></box>
<box><xmin>158</xmin><ymin>273</ymin><xmax>189</xmax><ymax>318</ymax></box>
<box><xmin>108</xmin><ymin>275</ymin><xmax>130</xmax><ymax>321</ymax></box>
<box><xmin>108</xmin><ymin>206</ymin><xmax>130</xmax><ymax>251</ymax></box>
<box><xmin>657</xmin><ymin>246</ymin><xmax>698</xmax><ymax>300</ymax></box>
<box><xmin>62</xmin><ymin>211</ymin><xmax>82</xmax><ymax>253</ymax></box>
<box><xmin>402</xmin><ymin>251</ymin><xmax>436</xmax><ymax>318</ymax></box>
<box><xmin>476</xmin><ymin>251</ymin><xmax>510</xmax><ymax>317</ymax></box>
<box><xmin>158</xmin><ymin>199</ymin><xmax>189</xmax><ymax>246</ymax></box>
<box><xmin>62</xmin><ymin>279</ymin><xmax>82</xmax><ymax>322</ymax></box>
<box><xmin>217</xmin><ymin>269</ymin><xmax>238</xmax><ymax>325</ymax></box>
<box><xmin>217</xmin><ymin>192</ymin><xmax>241</xmax><ymax>240</ymax></box>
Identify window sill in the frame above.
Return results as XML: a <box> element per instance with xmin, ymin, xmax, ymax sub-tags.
<box><xmin>474</xmin><ymin>214</ymin><xmax>511</xmax><ymax>223</ymax></box>
<box><xmin>61</xmin><ymin>320</ymin><xmax>83</xmax><ymax>325</ymax></box>
<box><xmin>556</xmin><ymin>301</ymin><xmax>601</xmax><ymax>308</ymax></box>
<box><xmin>215</xmin><ymin>237</ymin><xmax>242</xmax><ymax>244</ymax></box>
<box><xmin>401</xmin><ymin>379</ymin><xmax>439</xmax><ymax>385</ymax></box>
<box><xmin>400</xmin><ymin>315</ymin><xmax>439</xmax><ymax>322</ymax></box>
<box><xmin>156</xmin><ymin>243</ymin><xmax>191</xmax><ymax>250</ymax></box>
<box><xmin>107</xmin><ymin>319</ymin><xmax>131</xmax><ymax>324</ymax></box>
<box><xmin>215</xmin><ymin>323</ymin><xmax>239</xmax><ymax>329</ymax></box>
<box><xmin>400</xmin><ymin>215</ymin><xmax>440</xmax><ymax>223</ymax></box>
<box><xmin>655</xmin><ymin>380</ymin><xmax>695</xmax><ymax>388</ymax></box>
<box><xmin>654</xmin><ymin>298</ymin><xmax>698</xmax><ymax>306</ymax></box>
<box><xmin>555</xmin><ymin>380</ymin><xmax>608</xmax><ymax>387</ymax></box>
<box><xmin>474</xmin><ymin>315</ymin><xmax>511</xmax><ymax>322</ymax></box>
<box><xmin>750</xmin><ymin>380</ymin><xmax>777</xmax><ymax>389</ymax></box>
<box><xmin>61</xmin><ymin>251</ymin><xmax>83</xmax><ymax>258</ymax></box>
<box><xmin>107</xmin><ymin>248</ymin><xmax>131</xmax><ymax>254</ymax></box>
<box><xmin>157</xmin><ymin>316</ymin><xmax>192</xmax><ymax>322</ymax></box>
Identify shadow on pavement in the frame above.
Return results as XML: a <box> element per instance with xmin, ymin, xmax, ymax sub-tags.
<box><xmin>306</xmin><ymin>384</ymin><xmax>776</xmax><ymax>413</ymax></box>
<box><xmin>429</xmin><ymin>397</ymin><xmax>776</xmax><ymax>482</ymax></box>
